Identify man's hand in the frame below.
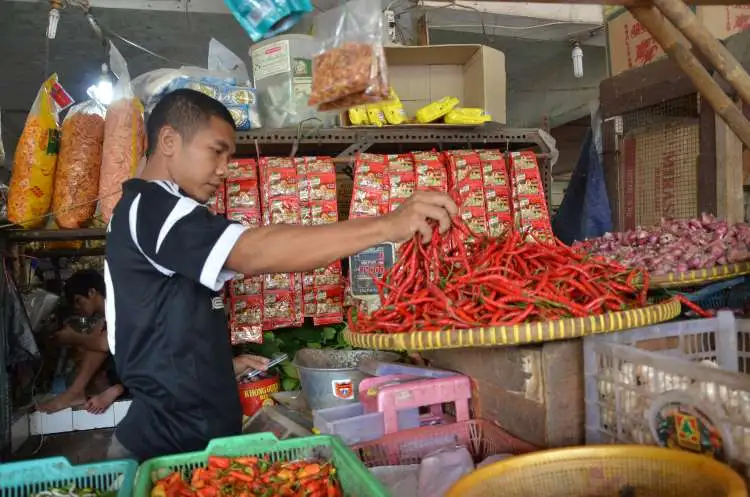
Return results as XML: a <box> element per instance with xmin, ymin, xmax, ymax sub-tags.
<box><xmin>381</xmin><ymin>191</ymin><xmax>459</xmax><ymax>244</ymax></box>
<box><xmin>233</xmin><ymin>354</ymin><xmax>270</xmax><ymax>376</ymax></box>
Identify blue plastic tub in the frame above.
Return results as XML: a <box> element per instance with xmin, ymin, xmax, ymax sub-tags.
<box><xmin>0</xmin><ymin>457</ymin><xmax>137</xmax><ymax>497</ymax></box>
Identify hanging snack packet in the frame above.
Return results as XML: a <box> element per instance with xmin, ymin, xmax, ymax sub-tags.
<box><xmin>308</xmin><ymin>0</ymin><xmax>388</xmax><ymax>110</ymax></box>
<box><xmin>99</xmin><ymin>42</ymin><xmax>146</xmax><ymax>223</ymax></box>
<box><xmin>54</xmin><ymin>100</ymin><xmax>106</xmax><ymax>228</ymax></box>
<box><xmin>7</xmin><ymin>74</ymin><xmax>67</xmax><ymax>228</ymax></box>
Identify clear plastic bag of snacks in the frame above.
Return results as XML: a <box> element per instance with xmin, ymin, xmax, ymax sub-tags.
<box><xmin>308</xmin><ymin>0</ymin><xmax>388</xmax><ymax>111</ymax></box>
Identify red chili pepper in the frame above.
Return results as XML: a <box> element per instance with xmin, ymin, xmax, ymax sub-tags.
<box><xmin>676</xmin><ymin>295</ymin><xmax>712</xmax><ymax>317</ymax></box>
<box><xmin>350</xmin><ymin>211</ymin><xmax>654</xmax><ymax>334</ymax></box>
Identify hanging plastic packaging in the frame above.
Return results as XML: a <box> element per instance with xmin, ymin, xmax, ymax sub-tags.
<box><xmin>224</xmin><ymin>0</ymin><xmax>313</xmax><ymax>42</ymax></box>
<box><xmin>308</xmin><ymin>0</ymin><xmax>388</xmax><ymax>111</ymax></box>
<box><xmin>54</xmin><ymin>100</ymin><xmax>106</xmax><ymax>228</ymax></box>
<box><xmin>99</xmin><ymin>42</ymin><xmax>146</xmax><ymax>223</ymax></box>
<box><xmin>7</xmin><ymin>74</ymin><xmax>63</xmax><ymax>228</ymax></box>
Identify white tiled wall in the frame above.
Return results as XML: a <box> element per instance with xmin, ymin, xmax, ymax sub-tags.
<box><xmin>29</xmin><ymin>400</ymin><xmax>132</xmax><ymax>436</ymax></box>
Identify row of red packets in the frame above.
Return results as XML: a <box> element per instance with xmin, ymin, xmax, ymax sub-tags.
<box><xmin>206</xmin><ymin>158</ymin><xmax>344</xmax><ymax>345</ymax></box>
<box><xmin>346</xmin><ymin>150</ymin><xmax>552</xmax><ymax>310</ymax></box>
<box><xmin>348</xmin><ymin>149</ymin><xmax>552</xmax><ymax>243</ymax></box>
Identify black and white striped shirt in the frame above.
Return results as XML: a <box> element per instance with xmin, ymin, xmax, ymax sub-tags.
<box><xmin>105</xmin><ymin>178</ymin><xmax>246</xmax><ymax>461</ymax></box>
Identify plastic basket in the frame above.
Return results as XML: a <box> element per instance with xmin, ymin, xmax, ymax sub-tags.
<box><xmin>671</xmin><ymin>276</ymin><xmax>750</xmax><ymax>311</ymax></box>
<box><xmin>583</xmin><ymin>311</ymin><xmax>750</xmax><ymax>479</ymax></box>
<box><xmin>133</xmin><ymin>432</ymin><xmax>389</xmax><ymax>497</ymax></box>
<box><xmin>351</xmin><ymin>419</ymin><xmax>537</xmax><ymax>467</ymax></box>
<box><xmin>445</xmin><ymin>445</ymin><xmax>747</xmax><ymax>497</ymax></box>
<box><xmin>0</xmin><ymin>457</ymin><xmax>138</xmax><ymax>497</ymax></box>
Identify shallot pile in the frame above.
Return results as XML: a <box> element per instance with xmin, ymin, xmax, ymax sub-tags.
<box><xmin>575</xmin><ymin>214</ymin><xmax>750</xmax><ymax>275</ymax></box>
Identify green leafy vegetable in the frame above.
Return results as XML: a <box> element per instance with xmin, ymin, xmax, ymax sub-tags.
<box><xmin>237</xmin><ymin>324</ymin><xmax>351</xmax><ymax>391</ymax></box>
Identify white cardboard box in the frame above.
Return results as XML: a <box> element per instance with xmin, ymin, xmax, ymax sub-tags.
<box><xmin>29</xmin><ymin>400</ymin><xmax>132</xmax><ymax>435</ymax></box>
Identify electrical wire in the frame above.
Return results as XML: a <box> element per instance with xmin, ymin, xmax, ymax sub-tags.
<box><xmin>428</xmin><ymin>21</ymin><xmax>596</xmax><ymax>31</ymax></box>
<box><xmin>62</xmin><ymin>0</ymin><xmax>198</xmax><ymax>67</ymax></box>
<box><xmin>102</xmin><ymin>27</ymin><xmax>195</xmax><ymax>67</ymax></box>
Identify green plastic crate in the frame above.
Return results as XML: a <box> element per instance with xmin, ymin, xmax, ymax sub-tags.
<box><xmin>133</xmin><ymin>432</ymin><xmax>389</xmax><ymax>497</ymax></box>
<box><xmin>0</xmin><ymin>456</ymin><xmax>138</xmax><ymax>497</ymax></box>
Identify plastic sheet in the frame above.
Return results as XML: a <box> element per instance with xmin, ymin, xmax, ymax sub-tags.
<box><xmin>552</xmin><ymin>127</ymin><xmax>613</xmax><ymax>245</ymax></box>
<box><xmin>21</xmin><ymin>288</ymin><xmax>60</xmax><ymax>334</ymax></box>
<box><xmin>1</xmin><ymin>262</ymin><xmax>39</xmax><ymax>366</ymax></box>
<box><xmin>132</xmin><ymin>40</ymin><xmax>260</xmax><ymax>130</ymax></box>
<box><xmin>417</xmin><ymin>446</ymin><xmax>474</xmax><ymax>497</ymax></box>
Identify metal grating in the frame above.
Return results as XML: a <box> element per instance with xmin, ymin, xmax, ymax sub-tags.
<box><xmin>618</xmin><ymin>95</ymin><xmax>701</xmax><ymax>229</ymax></box>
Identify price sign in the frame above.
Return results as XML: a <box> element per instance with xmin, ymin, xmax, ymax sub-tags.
<box><xmin>348</xmin><ymin>243</ymin><xmax>396</xmax><ymax>297</ymax></box>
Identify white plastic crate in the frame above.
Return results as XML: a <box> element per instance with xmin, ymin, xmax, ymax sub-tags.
<box><xmin>584</xmin><ymin>311</ymin><xmax>750</xmax><ymax>477</ymax></box>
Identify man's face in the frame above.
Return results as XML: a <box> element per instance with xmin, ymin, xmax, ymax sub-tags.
<box><xmin>170</xmin><ymin>116</ymin><xmax>236</xmax><ymax>203</ymax></box>
<box><xmin>73</xmin><ymin>290</ymin><xmax>99</xmax><ymax>317</ymax></box>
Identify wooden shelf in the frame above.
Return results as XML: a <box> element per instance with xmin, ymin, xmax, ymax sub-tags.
<box><xmin>6</xmin><ymin>228</ymin><xmax>106</xmax><ymax>242</ymax></box>
<box><xmin>23</xmin><ymin>247</ymin><xmax>106</xmax><ymax>258</ymax></box>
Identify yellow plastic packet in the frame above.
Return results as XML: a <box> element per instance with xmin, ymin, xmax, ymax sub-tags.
<box><xmin>415</xmin><ymin>96</ymin><xmax>460</xmax><ymax>124</ymax></box>
<box><xmin>348</xmin><ymin>105</ymin><xmax>369</xmax><ymax>126</ymax></box>
<box><xmin>382</xmin><ymin>103</ymin><xmax>407</xmax><ymax>125</ymax></box>
<box><xmin>444</xmin><ymin>108</ymin><xmax>492</xmax><ymax>125</ymax></box>
<box><xmin>7</xmin><ymin>74</ymin><xmax>62</xmax><ymax>228</ymax></box>
<box><xmin>381</xmin><ymin>87</ymin><xmax>407</xmax><ymax>125</ymax></box>
<box><xmin>366</xmin><ymin>104</ymin><xmax>387</xmax><ymax>127</ymax></box>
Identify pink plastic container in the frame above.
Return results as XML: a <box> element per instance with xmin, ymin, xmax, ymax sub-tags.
<box><xmin>359</xmin><ymin>374</ymin><xmax>472</xmax><ymax>433</ymax></box>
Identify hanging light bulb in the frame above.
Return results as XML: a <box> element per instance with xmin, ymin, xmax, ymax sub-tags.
<box><xmin>47</xmin><ymin>0</ymin><xmax>63</xmax><ymax>39</ymax></box>
<box><xmin>571</xmin><ymin>42</ymin><xmax>584</xmax><ymax>79</ymax></box>
<box><xmin>87</xmin><ymin>63</ymin><xmax>113</xmax><ymax>106</ymax></box>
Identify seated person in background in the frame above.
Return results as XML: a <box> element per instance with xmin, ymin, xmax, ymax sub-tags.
<box><xmin>37</xmin><ymin>269</ymin><xmax>125</xmax><ymax>414</ymax></box>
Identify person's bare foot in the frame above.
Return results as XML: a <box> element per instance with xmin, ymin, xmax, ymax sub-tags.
<box><xmin>37</xmin><ymin>389</ymin><xmax>86</xmax><ymax>413</ymax></box>
<box><xmin>84</xmin><ymin>385</ymin><xmax>124</xmax><ymax>414</ymax></box>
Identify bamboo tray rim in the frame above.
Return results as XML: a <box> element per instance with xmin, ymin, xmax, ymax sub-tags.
<box><xmin>649</xmin><ymin>262</ymin><xmax>750</xmax><ymax>289</ymax></box>
<box><xmin>343</xmin><ymin>298</ymin><xmax>682</xmax><ymax>351</ymax></box>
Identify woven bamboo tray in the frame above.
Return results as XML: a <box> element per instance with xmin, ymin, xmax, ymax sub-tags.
<box><xmin>649</xmin><ymin>262</ymin><xmax>750</xmax><ymax>289</ymax></box>
<box><xmin>343</xmin><ymin>298</ymin><xmax>681</xmax><ymax>351</ymax></box>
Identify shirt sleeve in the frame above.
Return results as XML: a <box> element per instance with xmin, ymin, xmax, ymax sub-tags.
<box><xmin>132</xmin><ymin>191</ymin><xmax>248</xmax><ymax>291</ymax></box>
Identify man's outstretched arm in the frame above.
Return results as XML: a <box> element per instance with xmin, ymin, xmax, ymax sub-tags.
<box><xmin>226</xmin><ymin>191</ymin><xmax>458</xmax><ymax>276</ymax></box>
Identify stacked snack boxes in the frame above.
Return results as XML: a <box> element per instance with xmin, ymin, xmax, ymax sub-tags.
<box><xmin>509</xmin><ymin>151</ymin><xmax>554</xmax><ymax>242</ymax></box>
<box><xmin>225</xmin><ymin>159</ymin><xmax>264</xmax><ymax>344</ymax></box>
<box><xmin>444</xmin><ymin>150</ymin><xmax>487</xmax><ymax>244</ymax></box>
<box><xmin>478</xmin><ymin>150</ymin><xmax>513</xmax><ymax>238</ymax></box>
<box><xmin>349</xmin><ymin>154</ymin><xmax>391</xmax><ymax>219</ymax></box>
<box><xmin>296</xmin><ymin>157</ymin><xmax>345</xmax><ymax>325</ymax></box>
<box><xmin>259</xmin><ymin>157</ymin><xmax>305</xmax><ymax>330</ymax></box>
<box><xmin>207</xmin><ymin>183</ymin><xmax>226</xmax><ymax>215</ymax></box>
<box><xmin>386</xmin><ymin>154</ymin><xmax>417</xmax><ymax>213</ymax></box>
<box><xmin>412</xmin><ymin>151</ymin><xmax>448</xmax><ymax>193</ymax></box>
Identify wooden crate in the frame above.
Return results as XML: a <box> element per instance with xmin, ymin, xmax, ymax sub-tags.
<box><xmin>422</xmin><ymin>340</ymin><xmax>584</xmax><ymax>448</ymax></box>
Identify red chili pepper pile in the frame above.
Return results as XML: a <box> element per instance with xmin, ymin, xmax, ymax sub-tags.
<box><xmin>151</xmin><ymin>456</ymin><xmax>343</xmax><ymax>497</ymax></box>
<box><xmin>349</xmin><ymin>222</ymin><xmax>655</xmax><ymax>334</ymax></box>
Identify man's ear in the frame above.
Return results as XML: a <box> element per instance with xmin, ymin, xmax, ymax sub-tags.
<box><xmin>159</xmin><ymin>126</ymin><xmax>181</xmax><ymax>157</ymax></box>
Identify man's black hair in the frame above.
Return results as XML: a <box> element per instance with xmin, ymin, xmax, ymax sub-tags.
<box><xmin>146</xmin><ymin>88</ymin><xmax>236</xmax><ymax>156</ymax></box>
<box><xmin>64</xmin><ymin>269</ymin><xmax>105</xmax><ymax>303</ymax></box>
